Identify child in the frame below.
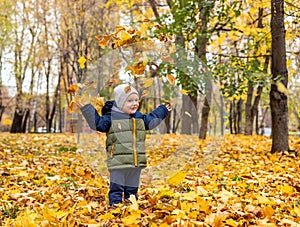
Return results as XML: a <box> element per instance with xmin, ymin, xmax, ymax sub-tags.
<box><xmin>77</xmin><ymin>84</ymin><xmax>171</xmax><ymax>206</ymax></box>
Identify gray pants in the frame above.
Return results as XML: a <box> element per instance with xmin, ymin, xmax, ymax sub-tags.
<box><xmin>109</xmin><ymin>168</ymin><xmax>142</xmax><ymax>205</ymax></box>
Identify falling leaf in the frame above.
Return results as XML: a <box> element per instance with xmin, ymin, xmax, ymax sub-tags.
<box><xmin>67</xmin><ymin>83</ymin><xmax>81</xmax><ymax>94</ymax></box>
<box><xmin>113</xmin><ymin>30</ymin><xmax>132</xmax><ymax>48</ymax></box>
<box><xmin>142</xmin><ymin>78</ymin><xmax>154</xmax><ymax>88</ymax></box>
<box><xmin>181</xmin><ymin>89</ymin><xmax>189</xmax><ymax>95</ymax></box>
<box><xmin>115</xmin><ymin>25</ymin><xmax>126</xmax><ymax>34</ymax></box>
<box><xmin>160</xmin><ymin>55</ymin><xmax>174</xmax><ymax>64</ymax></box>
<box><xmin>124</xmin><ymin>85</ymin><xmax>131</xmax><ymax>94</ymax></box>
<box><xmin>126</xmin><ymin>61</ymin><xmax>147</xmax><ymax>75</ymax></box>
<box><xmin>91</xmin><ymin>95</ymin><xmax>105</xmax><ymax>116</ymax></box>
<box><xmin>141</xmin><ymin>90</ymin><xmax>149</xmax><ymax>99</ymax></box>
<box><xmin>166</xmin><ymin>74</ymin><xmax>176</xmax><ymax>85</ymax></box>
<box><xmin>78</xmin><ymin>56</ymin><xmax>86</xmax><ymax>69</ymax></box>
<box><xmin>95</xmin><ymin>35</ymin><xmax>111</xmax><ymax>48</ymax></box>
<box><xmin>68</xmin><ymin>100</ymin><xmax>78</xmax><ymax>113</ymax></box>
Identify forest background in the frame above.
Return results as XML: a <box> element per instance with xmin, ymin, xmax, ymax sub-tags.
<box><xmin>0</xmin><ymin>0</ymin><xmax>299</xmax><ymax>144</ymax></box>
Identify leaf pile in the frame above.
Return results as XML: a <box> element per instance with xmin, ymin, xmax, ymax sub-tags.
<box><xmin>0</xmin><ymin>133</ymin><xmax>300</xmax><ymax>226</ymax></box>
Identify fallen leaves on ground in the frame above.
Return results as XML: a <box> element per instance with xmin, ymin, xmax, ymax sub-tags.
<box><xmin>0</xmin><ymin>133</ymin><xmax>299</xmax><ymax>226</ymax></box>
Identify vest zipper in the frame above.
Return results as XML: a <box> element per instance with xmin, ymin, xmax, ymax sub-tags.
<box><xmin>110</xmin><ymin>144</ymin><xmax>114</xmax><ymax>158</ymax></box>
<box><xmin>132</xmin><ymin>118</ymin><xmax>138</xmax><ymax>166</ymax></box>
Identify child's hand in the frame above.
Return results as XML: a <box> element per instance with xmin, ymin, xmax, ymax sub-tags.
<box><xmin>74</xmin><ymin>91</ymin><xmax>90</xmax><ymax>108</ymax></box>
<box><xmin>165</xmin><ymin>103</ymin><xmax>172</xmax><ymax>112</ymax></box>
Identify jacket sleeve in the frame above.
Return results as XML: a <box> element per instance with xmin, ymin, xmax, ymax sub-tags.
<box><xmin>142</xmin><ymin>104</ymin><xmax>169</xmax><ymax>130</ymax></box>
<box><xmin>80</xmin><ymin>104</ymin><xmax>111</xmax><ymax>132</ymax></box>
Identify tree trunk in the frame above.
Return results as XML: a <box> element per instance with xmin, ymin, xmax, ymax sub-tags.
<box><xmin>0</xmin><ymin>54</ymin><xmax>3</xmax><ymax>123</ymax></box>
<box><xmin>182</xmin><ymin>94</ymin><xmax>192</xmax><ymax>134</ymax></box>
<box><xmin>259</xmin><ymin>107</ymin><xmax>269</xmax><ymax>135</ymax></box>
<box><xmin>237</xmin><ymin>99</ymin><xmax>243</xmax><ymax>134</ymax></box>
<box><xmin>233</xmin><ymin>101</ymin><xmax>237</xmax><ymax>134</ymax></box>
<box><xmin>220</xmin><ymin>94</ymin><xmax>225</xmax><ymax>135</ymax></box>
<box><xmin>191</xmin><ymin>95</ymin><xmax>198</xmax><ymax>134</ymax></box>
<box><xmin>294</xmin><ymin>106</ymin><xmax>300</xmax><ymax>137</ymax></box>
<box><xmin>11</xmin><ymin>110</ymin><xmax>24</xmax><ymax>133</ymax></box>
<box><xmin>199</xmin><ymin>95</ymin><xmax>210</xmax><ymax>139</ymax></box>
<box><xmin>255</xmin><ymin>109</ymin><xmax>259</xmax><ymax>134</ymax></box>
<box><xmin>297</xmin><ymin>113</ymin><xmax>300</xmax><ymax>138</ymax></box>
<box><xmin>22</xmin><ymin>109</ymin><xmax>30</xmax><ymax>133</ymax></box>
<box><xmin>229</xmin><ymin>102</ymin><xmax>233</xmax><ymax>134</ymax></box>
<box><xmin>252</xmin><ymin>85</ymin><xmax>263</xmax><ymax>134</ymax></box>
<box><xmin>245</xmin><ymin>86</ymin><xmax>254</xmax><ymax>135</ymax></box>
<box><xmin>164</xmin><ymin>113</ymin><xmax>171</xmax><ymax>133</ymax></box>
<box><xmin>197</xmin><ymin>7</ymin><xmax>210</xmax><ymax>139</ymax></box>
<box><xmin>270</xmin><ymin>0</ymin><xmax>289</xmax><ymax>152</ymax></box>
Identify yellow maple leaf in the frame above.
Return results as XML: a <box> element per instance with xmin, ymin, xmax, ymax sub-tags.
<box><xmin>78</xmin><ymin>56</ymin><xmax>86</xmax><ymax>69</ymax></box>
<box><xmin>91</xmin><ymin>95</ymin><xmax>104</xmax><ymax>116</ymax></box>
<box><xmin>67</xmin><ymin>83</ymin><xmax>81</xmax><ymax>94</ymax></box>
<box><xmin>293</xmin><ymin>206</ymin><xmax>300</xmax><ymax>217</ymax></box>
<box><xmin>114</xmin><ymin>30</ymin><xmax>132</xmax><ymax>48</ymax></box>
<box><xmin>126</xmin><ymin>61</ymin><xmax>147</xmax><ymax>75</ymax></box>
<box><xmin>3</xmin><ymin>118</ymin><xmax>12</xmax><ymax>126</ymax></box>
<box><xmin>68</xmin><ymin>100</ymin><xmax>79</xmax><ymax>114</ymax></box>
<box><xmin>129</xmin><ymin>194</ymin><xmax>139</xmax><ymax>210</ymax></box>
<box><xmin>167</xmin><ymin>170</ymin><xmax>186</xmax><ymax>186</ymax></box>
<box><xmin>261</xmin><ymin>205</ymin><xmax>274</xmax><ymax>218</ymax></box>
<box><xmin>121</xmin><ymin>210</ymin><xmax>142</xmax><ymax>225</ymax></box>
<box><xmin>42</xmin><ymin>206</ymin><xmax>57</xmax><ymax>223</ymax></box>
<box><xmin>276</xmin><ymin>81</ymin><xmax>288</xmax><ymax>95</ymax></box>
<box><xmin>255</xmin><ymin>195</ymin><xmax>276</xmax><ymax>205</ymax></box>
<box><xmin>142</xmin><ymin>78</ymin><xmax>154</xmax><ymax>88</ymax></box>
<box><xmin>225</xmin><ymin>219</ymin><xmax>237</xmax><ymax>227</ymax></box>
<box><xmin>114</xmin><ymin>25</ymin><xmax>126</xmax><ymax>34</ymax></box>
<box><xmin>141</xmin><ymin>90</ymin><xmax>149</xmax><ymax>99</ymax></box>
<box><xmin>14</xmin><ymin>209</ymin><xmax>37</xmax><ymax>227</ymax></box>
<box><xmin>277</xmin><ymin>184</ymin><xmax>296</xmax><ymax>195</ymax></box>
<box><xmin>171</xmin><ymin>209</ymin><xmax>185</xmax><ymax>218</ymax></box>
<box><xmin>98</xmin><ymin>212</ymin><xmax>115</xmax><ymax>221</ymax></box>
<box><xmin>181</xmin><ymin>89</ymin><xmax>189</xmax><ymax>95</ymax></box>
<box><xmin>197</xmin><ymin>197</ymin><xmax>211</xmax><ymax>214</ymax></box>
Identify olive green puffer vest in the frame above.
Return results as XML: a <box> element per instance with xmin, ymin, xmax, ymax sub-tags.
<box><xmin>106</xmin><ymin>118</ymin><xmax>146</xmax><ymax>170</ymax></box>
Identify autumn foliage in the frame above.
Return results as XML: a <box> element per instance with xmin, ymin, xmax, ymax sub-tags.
<box><xmin>0</xmin><ymin>133</ymin><xmax>299</xmax><ymax>226</ymax></box>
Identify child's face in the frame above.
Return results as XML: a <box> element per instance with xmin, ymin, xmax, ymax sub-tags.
<box><xmin>122</xmin><ymin>93</ymin><xmax>139</xmax><ymax>114</ymax></box>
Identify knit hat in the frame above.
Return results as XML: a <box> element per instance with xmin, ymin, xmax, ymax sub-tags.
<box><xmin>113</xmin><ymin>84</ymin><xmax>139</xmax><ymax>108</ymax></box>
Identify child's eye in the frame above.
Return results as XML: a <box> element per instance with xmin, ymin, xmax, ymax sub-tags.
<box><xmin>128</xmin><ymin>99</ymin><xmax>139</xmax><ymax>103</ymax></box>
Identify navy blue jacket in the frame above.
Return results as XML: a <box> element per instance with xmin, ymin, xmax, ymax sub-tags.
<box><xmin>80</xmin><ymin>100</ymin><xmax>169</xmax><ymax>132</ymax></box>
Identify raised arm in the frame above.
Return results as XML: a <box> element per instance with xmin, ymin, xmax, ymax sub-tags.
<box><xmin>142</xmin><ymin>104</ymin><xmax>171</xmax><ymax>130</ymax></box>
<box><xmin>80</xmin><ymin>104</ymin><xmax>111</xmax><ymax>132</ymax></box>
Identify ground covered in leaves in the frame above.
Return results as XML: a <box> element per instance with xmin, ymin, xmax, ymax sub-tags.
<box><xmin>0</xmin><ymin>132</ymin><xmax>299</xmax><ymax>226</ymax></box>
